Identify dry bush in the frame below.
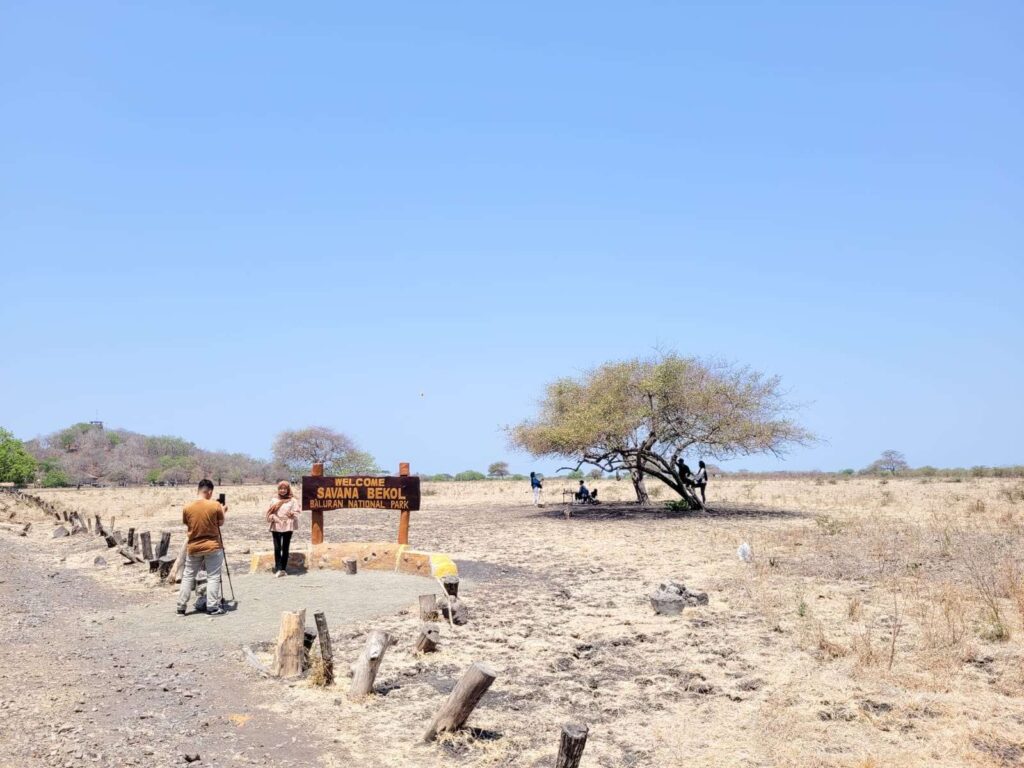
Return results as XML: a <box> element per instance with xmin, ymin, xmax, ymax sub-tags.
<box><xmin>306</xmin><ymin>648</ymin><xmax>330</xmax><ymax>687</ymax></box>
<box><xmin>956</xmin><ymin>532</ymin><xmax>1016</xmax><ymax>641</ymax></box>
<box><xmin>999</xmin><ymin>482</ymin><xmax>1024</xmax><ymax>504</ymax></box>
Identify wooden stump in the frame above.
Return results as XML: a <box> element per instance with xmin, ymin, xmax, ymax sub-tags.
<box><xmin>117</xmin><ymin>545</ymin><xmax>144</xmax><ymax>564</ymax></box>
<box><xmin>344</xmin><ymin>557</ymin><xmax>358</xmax><ymax>575</ymax></box>
<box><xmin>156</xmin><ymin>531</ymin><xmax>172</xmax><ymax>558</ymax></box>
<box><xmin>555</xmin><ymin>723</ymin><xmax>589</xmax><ymax>768</ymax></box>
<box><xmin>418</xmin><ymin>594</ymin><xmax>438</xmax><ymax>621</ymax></box>
<box><xmin>272</xmin><ymin>609</ymin><xmax>307</xmax><ymax>679</ymax></box>
<box><xmin>314</xmin><ymin>611</ymin><xmax>334</xmax><ymax>685</ymax></box>
<box><xmin>415</xmin><ymin>624</ymin><xmax>440</xmax><ymax>654</ymax></box>
<box><xmin>139</xmin><ymin>531</ymin><xmax>153</xmax><ymax>561</ymax></box>
<box><xmin>442</xmin><ymin>575</ymin><xmax>460</xmax><ymax>597</ymax></box>
<box><xmin>440</xmin><ymin>596</ymin><xmax>470</xmax><ymax>625</ymax></box>
<box><xmin>127</xmin><ymin>528</ymin><xmax>135</xmax><ymax>547</ymax></box>
<box><xmin>348</xmin><ymin>630</ymin><xmax>390</xmax><ymax>697</ymax></box>
<box><xmin>157</xmin><ymin>554</ymin><xmax>176</xmax><ymax>581</ymax></box>
<box><xmin>423</xmin><ymin>662</ymin><xmax>497</xmax><ymax>742</ymax></box>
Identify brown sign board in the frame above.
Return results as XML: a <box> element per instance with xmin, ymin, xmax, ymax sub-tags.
<box><xmin>302</xmin><ymin>475</ymin><xmax>421</xmax><ymax>513</ymax></box>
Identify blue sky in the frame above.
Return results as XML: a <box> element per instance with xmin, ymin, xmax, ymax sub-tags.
<box><xmin>2</xmin><ymin>2</ymin><xmax>1021</xmax><ymax>474</ymax></box>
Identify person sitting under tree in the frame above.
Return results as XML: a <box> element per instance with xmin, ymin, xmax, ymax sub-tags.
<box><xmin>575</xmin><ymin>480</ymin><xmax>591</xmax><ymax>503</ymax></box>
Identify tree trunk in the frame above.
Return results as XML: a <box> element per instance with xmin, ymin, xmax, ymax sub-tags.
<box><xmin>349</xmin><ymin>630</ymin><xmax>390</xmax><ymax>697</ymax></box>
<box><xmin>680</xmin><ymin>485</ymin><xmax>703</xmax><ymax>509</ymax></box>
<box><xmin>272</xmin><ymin>609</ymin><xmax>307</xmax><ymax>679</ymax></box>
<box><xmin>630</xmin><ymin>467</ymin><xmax>650</xmax><ymax>505</ymax></box>
<box><xmin>555</xmin><ymin>723</ymin><xmax>589</xmax><ymax>768</ymax></box>
<box><xmin>423</xmin><ymin>662</ymin><xmax>497</xmax><ymax>742</ymax></box>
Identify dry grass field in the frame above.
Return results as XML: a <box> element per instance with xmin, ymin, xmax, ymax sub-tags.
<box><xmin>33</xmin><ymin>476</ymin><xmax>1024</xmax><ymax>767</ymax></box>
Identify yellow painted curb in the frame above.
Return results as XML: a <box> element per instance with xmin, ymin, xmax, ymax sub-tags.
<box><xmin>429</xmin><ymin>554</ymin><xmax>458</xmax><ymax>579</ymax></box>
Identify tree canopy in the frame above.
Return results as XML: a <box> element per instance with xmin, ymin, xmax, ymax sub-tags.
<box><xmin>864</xmin><ymin>449</ymin><xmax>909</xmax><ymax>475</ymax></box>
<box><xmin>0</xmin><ymin>428</ymin><xmax>38</xmax><ymax>485</ymax></box>
<box><xmin>487</xmin><ymin>461</ymin><xmax>510</xmax><ymax>478</ymax></box>
<box><xmin>272</xmin><ymin>426</ymin><xmax>379</xmax><ymax>476</ymax></box>
<box><xmin>510</xmin><ymin>354</ymin><xmax>813</xmax><ymax>506</ymax></box>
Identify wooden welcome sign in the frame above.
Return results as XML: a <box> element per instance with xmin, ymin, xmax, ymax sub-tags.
<box><xmin>301</xmin><ymin>475</ymin><xmax>421</xmax><ymax>512</ymax></box>
<box><xmin>303</xmin><ymin>462</ymin><xmax>418</xmax><ymax>546</ymax></box>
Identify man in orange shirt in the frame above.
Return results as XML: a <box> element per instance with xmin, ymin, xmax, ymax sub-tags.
<box><xmin>177</xmin><ymin>478</ymin><xmax>228</xmax><ymax>616</ymax></box>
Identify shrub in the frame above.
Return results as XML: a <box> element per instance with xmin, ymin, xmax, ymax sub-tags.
<box><xmin>42</xmin><ymin>468</ymin><xmax>72</xmax><ymax>488</ymax></box>
<box><xmin>454</xmin><ymin>470</ymin><xmax>486</xmax><ymax>481</ymax></box>
<box><xmin>0</xmin><ymin>428</ymin><xmax>37</xmax><ymax>485</ymax></box>
<box><xmin>665</xmin><ymin>497</ymin><xmax>700</xmax><ymax>512</ymax></box>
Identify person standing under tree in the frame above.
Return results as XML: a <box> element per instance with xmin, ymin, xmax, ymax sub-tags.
<box><xmin>530</xmin><ymin>471</ymin><xmax>543</xmax><ymax>506</ymax></box>
<box><xmin>267</xmin><ymin>480</ymin><xmax>301</xmax><ymax>577</ymax></box>
<box><xmin>693</xmin><ymin>461</ymin><xmax>709</xmax><ymax>505</ymax></box>
<box><xmin>177</xmin><ymin>479</ymin><xmax>226</xmax><ymax>616</ymax></box>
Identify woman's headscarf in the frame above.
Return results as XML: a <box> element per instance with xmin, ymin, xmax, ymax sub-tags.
<box><xmin>267</xmin><ymin>481</ymin><xmax>293</xmax><ymax>520</ymax></box>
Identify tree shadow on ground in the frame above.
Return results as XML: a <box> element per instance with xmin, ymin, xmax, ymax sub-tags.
<box><xmin>529</xmin><ymin>501</ymin><xmax>807</xmax><ymax>522</ymax></box>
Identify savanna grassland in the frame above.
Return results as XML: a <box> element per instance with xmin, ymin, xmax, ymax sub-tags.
<box><xmin>21</xmin><ymin>476</ymin><xmax>1024</xmax><ymax>767</ymax></box>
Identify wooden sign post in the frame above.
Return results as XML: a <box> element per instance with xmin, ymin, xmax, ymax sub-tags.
<box><xmin>311</xmin><ymin>462</ymin><xmax>325</xmax><ymax>545</ymax></box>
<box><xmin>303</xmin><ymin>462</ymin><xmax>419</xmax><ymax>546</ymax></box>
<box><xmin>398</xmin><ymin>462</ymin><xmax>411</xmax><ymax>545</ymax></box>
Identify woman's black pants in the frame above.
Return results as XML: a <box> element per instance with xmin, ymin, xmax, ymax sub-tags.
<box><xmin>272</xmin><ymin>531</ymin><xmax>293</xmax><ymax>572</ymax></box>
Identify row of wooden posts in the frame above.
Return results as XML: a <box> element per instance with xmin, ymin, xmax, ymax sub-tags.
<box><xmin>264</xmin><ymin>577</ymin><xmax>589</xmax><ymax>765</ymax></box>
<box><xmin>5</xmin><ymin>489</ymin><xmax>187</xmax><ymax>582</ymax></box>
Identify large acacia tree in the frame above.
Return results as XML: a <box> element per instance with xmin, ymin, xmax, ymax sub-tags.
<box><xmin>272</xmin><ymin>426</ymin><xmax>379</xmax><ymax>477</ymax></box>
<box><xmin>510</xmin><ymin>354</ymin><xmax>813</xmax><ymax>507</ymax></box>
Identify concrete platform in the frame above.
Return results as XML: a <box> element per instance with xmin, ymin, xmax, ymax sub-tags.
<box><xmin>131</xmin><ymin>569</ymin><xmax>436</xmax><ymax>649</ymax></box>
<box><xmin>248</xmin><ymin>541</ymin><xmax>457</xmax><ymax>579</ymax></box>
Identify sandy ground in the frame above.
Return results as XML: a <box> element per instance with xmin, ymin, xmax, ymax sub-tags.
<box><xmin>4</xmin><ymin>476</ymin><xmax>1023</xmax><ymax>767</ymax></box>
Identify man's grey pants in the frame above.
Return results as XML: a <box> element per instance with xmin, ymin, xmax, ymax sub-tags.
<box><xmin>177</xmin><ymin>548</ymin><xmax>224</xmax><ymax>613</ymax></box>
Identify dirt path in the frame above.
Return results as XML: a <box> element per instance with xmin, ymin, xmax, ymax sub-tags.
<box><xmin>0</xmin><ymin>532</ymin><xmax>423</xmax><ymax>768</ymax></box>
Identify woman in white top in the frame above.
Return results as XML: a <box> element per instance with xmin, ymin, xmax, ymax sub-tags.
<box><xmin>693</xmin><ymin>461</ymin><xmax>709</xmax><ymax>505</ymax></box>
<box><xmin>267</xmin><ymin>481</ymin><xmax>301</xmax><ymax>577</ymax></box>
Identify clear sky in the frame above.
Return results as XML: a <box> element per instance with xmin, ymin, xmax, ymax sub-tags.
<box><xmin>2</xmin><ymin>2</ymin><xmax>1021</xmax><ymax>475</ymax></box>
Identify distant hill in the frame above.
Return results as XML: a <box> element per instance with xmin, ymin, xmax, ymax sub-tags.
<box><xmin>25</xmin><ymin>422</ymin><xmax>279</xmax><ymax>486</ymax></box>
